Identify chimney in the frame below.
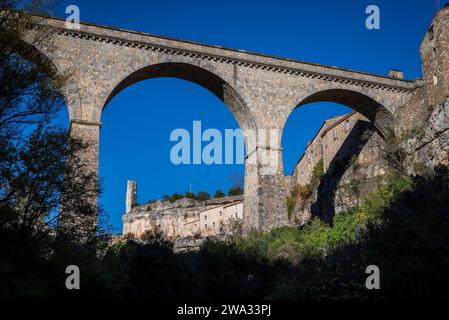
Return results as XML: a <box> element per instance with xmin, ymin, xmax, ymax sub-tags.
<box><xmin>125</xmin><ymin>180</ymin><xmax>137</xmax><ymax>213</ymax></box>
<box><xmin>388</xmin><ymin>69</ymin><xmax>404</xmax><ymax>79</ymax></box>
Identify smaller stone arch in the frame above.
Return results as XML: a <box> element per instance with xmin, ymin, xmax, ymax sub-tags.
<box><xmin>295</xmin><ymin>88</ymin><xmax>394</xmax><ymax>136</ymax></box>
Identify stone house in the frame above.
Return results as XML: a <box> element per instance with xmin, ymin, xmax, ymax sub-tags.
<box><xmin>291</xmin><ymin>112</ymin><xmax>372</xmax><ymax>187</ymax></box>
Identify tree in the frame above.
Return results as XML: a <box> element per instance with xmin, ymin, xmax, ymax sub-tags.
<box><xmin>170</xmin><ymin>193</ymin><xmax>183</xmax><ymax>202</ymax></box>
<box><xmin>0</xmin><ymin>1</ymin><xmax>68</xmax><ymax>144</ymax></box>
<box><xmin>196</xmin><ymin>191</ymin><xmax>210</xmax><ymax>201</ymax></box>
<box><xmin>0</xmin><ymin>1</ymin><xmax>106</xmax><ymax>297</ymax></box>
<box><xmin>1</xmin><ymin>125</ymin><xmax>101</xmax><ymax>240</ymax></box>
<box><xmin>184</xmin><ymin>191</ymin><xmax>197</xmax><ymax>200</ymax></box>
<box><xmin>227</xmin><ymin>187</ymin><xmax>243</xmax><ymax>196</ymax></box>
<box><xmin>214</xmin><ymin>189</ymin><xmax>225</xmax><ymax>198</ymax></box>
<box><xmin>228</xmin><ymin>173</ymin><xmax>244</xmax><ymax>196</ymax></box>
<box><xmin>163</xmin><ymin>193</ymin><xmax>183</xmax><ymax>203</ymax></box>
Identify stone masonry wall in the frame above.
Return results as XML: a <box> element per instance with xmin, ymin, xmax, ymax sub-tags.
<box><xmin>288</xmin><ymin>112</ymin><xmax>384</xmax><ymax>226</ymax></box>
<box><xmin>123</xmin><ymin>196</ymin><xmax>244</xmax><ymax>240</ymax></box>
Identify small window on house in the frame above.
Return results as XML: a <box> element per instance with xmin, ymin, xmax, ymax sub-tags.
<box><xmin>205</xmin><ymin>224</ymin><xmax>207</xmax><ymax>228</ymax></box>
<box><xmin>213</xmin><ymin>222</ymin><xmax>216</xmax><ymax>227</ymax></box>
<box><xmin>235</xmin><ymin>212</ymin><xmax>238</xmax><ymax>218</ymax></box>
<box><xmin>345</xmin><ymin>120</ymin><xmax>351</xmax><ymax>132</ymax></box>
<box><xmin>220</xmin><ymin>211</ymin><xmax>223</xmax><ymax>216</ymax></box>
<box><xmin>204</xmin><ymin>215</ymin><xmax>207</xmax><ymax>220</ymax></box>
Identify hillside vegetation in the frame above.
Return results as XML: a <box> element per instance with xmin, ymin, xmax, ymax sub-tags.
<box><xmin>4</xmin><ymin>166</ymin><xmax>446</xmax><ymax>299</ymax></box>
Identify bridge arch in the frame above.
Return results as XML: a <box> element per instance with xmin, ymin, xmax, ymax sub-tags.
<box><xmin>281</xmin><ymin>87</ymin><xmax>392</xmax><ymax>177</ymax></box>
<box><xmin>101</xmin><ymin>62</ymin><xmax>257</xmax><ymax>132</ymax></box>
<box><xmin>99</xmin><ymin>61</ymin><xmax>260</xmax><ymax>233</ymax></box>
<box><xmin>16</xmin><ymin>38</ymin><xmax>83</xmax><ymax>121</ymax></box>
<box><xmin>290</xmin><ymin>88</ymin><xmax>394</xmax><ymax>136</ymax></box>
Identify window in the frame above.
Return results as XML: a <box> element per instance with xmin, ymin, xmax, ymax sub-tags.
<box><xmin>205</xmin><ymin>224</ymin><xmax>207</xmax><ymax>228</ymax></box>
<box><xmin>345</xmin><ymin>120</ymin><xmax>351</xmax><ymax>133</ymax></box>
<box><xmin>220</xmin><ymin>211</ymin><xmax>222</xmax><ymax>216</ymax></box>
<box><xmin>213</xmin><ymin>222</ymin><xmax>216</xmax><ymax>227</ymax></box>
<box><xmin>235</xmin><ymin>212</ymin><xmax>238</xmax><ymax>218</ymax></box>
<box><xmin>204</xmin><ymin>215</ymin><xmax>207</xmax><ymax>220</ymax></box>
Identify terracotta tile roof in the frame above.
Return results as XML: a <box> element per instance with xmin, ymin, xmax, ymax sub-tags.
<box><xmin>320</xmin><ymin>111</ymin><xmax>357</xmax><ymax>138</ymax></box>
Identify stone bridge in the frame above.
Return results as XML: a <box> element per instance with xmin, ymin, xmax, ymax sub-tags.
<box><xmin>29</xmin><ymin>15</ymin><xmax>421</xmax><ymax>233</ymax></box>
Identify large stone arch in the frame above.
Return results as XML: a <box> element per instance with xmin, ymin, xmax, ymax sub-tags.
<box><xmin>100</xmin><ymin>62</ymin><xmax>257</xmax><ymax>132</ymax></box>
<box><xmin>97</xmin><ymin>61</ymin><xmax>262</xmax><ymax>234</ymax></box>
<box><xmin>17</xmin><ymin>37</ymin><xmax>83</xmax><ymax>122</ymax></box>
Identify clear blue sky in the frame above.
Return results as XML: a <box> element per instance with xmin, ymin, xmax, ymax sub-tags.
<box><xmin>51</xmin><ymin>0</ymin><xmax>436</xmax><ymax>233</ymax></box>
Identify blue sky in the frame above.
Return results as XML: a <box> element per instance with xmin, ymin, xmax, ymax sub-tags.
<box><xmin>51</xmin><ymin>0</ymin><xmax>436</xmax><ymax>232</ymax></box>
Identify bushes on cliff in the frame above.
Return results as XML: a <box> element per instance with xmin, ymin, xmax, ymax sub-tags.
<box><xmin>228</xmin><ymin>172</ymin><xmax>418</xmax><ymax>288</ymax></box>
<box><xmin>287</xmin><ymin>159</ymin><xmax>325</xmax><ymax>220</ymax></box>
<box><xmin>272</xmin><ymin>165</ymin><xmax>449</xmax><ymax>299</ymax></box>
<box><xmin>2</xmin><ymin>165</ymin><xmax>447</xmax><ymax>300</ymax></box>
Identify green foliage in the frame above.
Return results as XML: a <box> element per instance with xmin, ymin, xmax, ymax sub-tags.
<box><xmin>349</xmin><ymin>154</ymin><xmax>359</xmax><ymax>169</ymax></box>
<box><xmin>184</xmin><ymin>191</ymin><xmax>196</xmax><ymax>200</ymax></box>
<box><xmin>214</xmin><ymin>189</ymin><xmax>225</xmax><ymax>198</ymax></box>
<box><xmin>291</xmin><ymin>184</ymin><xmax>312</xmax><ymax>200</ymax></box>
<box><xmin>298</xmin><ymin>211</ymin><xmax>358</xmax><ymax>256</ymax></box>
<box><xmin>197</xmin><ymin>191</ymin><xmax>211</xmax><ymax>201</ymax></box>
<box><xmin>163</xmin><ymin>193</ymin><xmax>183</xmax><ymax>203</ymax></box>
<box><xmin>310</xmin><ymin>158</ymin><xmax>324</xmax><ymax>188</ymax></box>
<box><xmin>286</xmin><ymin>196</ymin><xmax>294</xmax><ymax>219</ymax></box>
<box><xmin>1</xmin><ymin>166</ymin><xmax>448</xmax><ymax>300</ymax></box>
<box><xmin>287</xmin><ymin>159</ymin><xmax>324</xmax><ymax>218</ymax></box>
<box><xmin>354</xmin><ymin>174</ymin><xmax>413</xmax><ymax>224</ymax></box>
<box><xmin>237</xmin><ymin>174</ymin><xmax>414</xmax><ymax>264</ymax></box>
<box><xmin>228</xmin><ymin>186</ymin><xmax>244</xmax><ymax>196</ymax></box>
<box><xmin>163</xmin><ymin>190</ymin><xmax>213</xmax><ymax>202</ymax></box>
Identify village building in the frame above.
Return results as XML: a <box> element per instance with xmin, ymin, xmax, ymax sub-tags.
<box><xmin>122</xmin><ymin>186</ymin><xmax>243</xmax><ymax>240</ymax></box>
<box><xmin>291</xmin><ymin>112</ymin><xmax>373</xmax><ymax>186</ymax></box>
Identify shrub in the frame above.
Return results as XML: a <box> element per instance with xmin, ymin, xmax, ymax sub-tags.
<box><xmin>310</xmin><ymin>158</ymin><xmax>324</xmax><ymax>188</ymax></box>
<box><xmin>286</xmin><ymin>196</ymin><xmax>295</xmax><ymax>219</ymax></box>
<box><xmin>355</xmin><ymin>174</ymin><xmax>413</xmax><ymax>225</ymax></box>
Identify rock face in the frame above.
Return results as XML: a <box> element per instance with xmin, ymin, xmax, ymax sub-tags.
<box><xmin>173</xmin><ymin>237</ymin><xmax>207</xmax><ymax>253</ymax></box>
<box><xmin>404</xmin><ymin>99</ymin><xmax>449</xmax><ymax>170</ymax></box>
<box><xmin>122</xmin><ymin>195</ymin><xmax>244</xmax><ymax>240</ymax></box>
